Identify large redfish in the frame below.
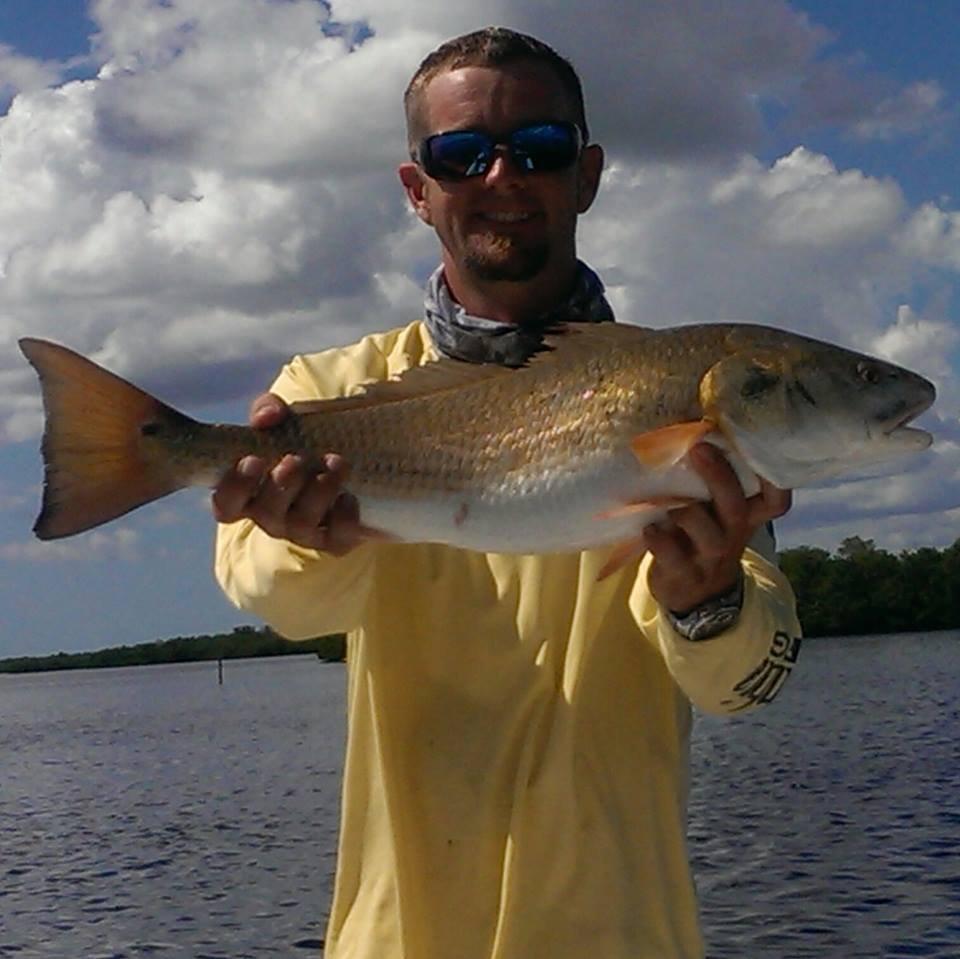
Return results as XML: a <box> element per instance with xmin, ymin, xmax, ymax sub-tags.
<box><xmin>19</xmin><ymin>324</ymin><xmax>934</xmax><ymax>576</ymax></box>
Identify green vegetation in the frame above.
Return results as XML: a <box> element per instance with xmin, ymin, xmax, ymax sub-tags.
<box><xmin>4</xmin><ymin>534</ymin><xmax>958</xmax><ymax>672</ymax></box>
<box><xmin>0</xmin><ymin>626</ymin><xmax>345</xmax><ymax>674</ymax></box>
<box><xmin>780</xmin><ymin>536</ymin><xmax>960</xmax><ymax>637</ymax></box>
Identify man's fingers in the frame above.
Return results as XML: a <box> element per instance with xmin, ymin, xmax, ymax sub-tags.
<box><xmin>245</xmin><ymin>454</ymin><xmax>313</xmax><ymax>537</ymax></box>
<box><xmin>645</xmin><ymin>443</ymin><xmax>794</xmax><ymax>613</ymax></box>
<box><xmin>214</xmin><ymin>449</ymin><xmax>361</xmax><ymax>556</ymax></box>
<box><xmin>742</xmin><ymin>479</ymin><xmax>792</xmax><ymax>530</ymax></box>
<box><xmin>285</xmin><ymin>461</ymin><xmax>349</xmax><ymax>528</ymax></box>
<box><xmin>211</xmin><ymin>456</ymin><xmax>267</xmax><ymax>523</ymax></box>
<box><xmin>753</xmin><ymin>478</ymin><xmax>792</xmax><ymax>522</ymax></box>
<box><xmin>688</xmin><ymin>444</ymin><xmax>748</xmax><ymax>535</ymax></box>
<box><xmin>689</xmin><ymin>444</ymin><xmax>793</xmax><ymax>531</ymax></box>
<box><xmin>322</xmin><ymin>493</ymin><xmax>363</xmax><ymax>556</ymax></box>
<box><xmin>668</xmin><ymin>503</ymin><xmax>727</xmax><ymax>561</ymax></box>
<box><xmin>644</xmin><ymin>520</ymin><xmax>691</xmax><ymax>567</ymax></box>
<box><xmin>212</xmin><ymin>387</ymin><xmax>361</xmax><ymax>555</ymax></box>
<box><xmin>285</xmin><ymin>491</ymin><xmax>361</xmax><ymax>555</ymax></box>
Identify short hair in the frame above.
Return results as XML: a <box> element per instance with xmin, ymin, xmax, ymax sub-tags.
<box><xmin>404</xmin><ymin>26</ymin><xmax>589</xmax><ymax>154</ymax></box>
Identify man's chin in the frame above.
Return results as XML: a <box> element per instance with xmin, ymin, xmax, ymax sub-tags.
<box><xmin>463</xmin><ymin>244</ymin><xmax>548</xmax><ymax>283</ymax></box>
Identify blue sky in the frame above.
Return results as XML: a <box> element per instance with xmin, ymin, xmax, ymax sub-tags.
<box><xmin>775</xmin><ymin>1</ymin><xmax>960</xmax><ymax>204</ymax></box>
<box><xmin>1</xmin><ymin>1</ymin><xmax>959</xmax><ymax>657</ymax></box>
<box><xmin>0</xmin><ymin>1</ymin><xmax>95</xmax><ymax>60</ymax></box>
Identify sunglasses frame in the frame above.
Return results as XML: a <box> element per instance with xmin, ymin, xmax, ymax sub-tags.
<box><xmin>416</xmin><ymin>121</ymin><xmax>584</xmax><ymax>182</ymax></box>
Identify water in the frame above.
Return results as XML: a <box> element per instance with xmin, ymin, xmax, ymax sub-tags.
<box><xmin>690</xmin><ymin>631</ymin><xmax>960</xmax><ymax>959</ymax></box>
<box><xmin>0</xmin><ymin>657</ymin><xmax>344</xmax><ymax>958</ymax></box>
<box><xmin>1</xmin><ymin>635</ymin><xmax>958</xmax><ymax>958</ymax></box>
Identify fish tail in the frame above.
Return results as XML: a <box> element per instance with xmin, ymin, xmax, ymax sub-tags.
<box><xmin>19</xmin><ymin>338</ymin><xmax>193</xmax><ymax>540</ymax></box>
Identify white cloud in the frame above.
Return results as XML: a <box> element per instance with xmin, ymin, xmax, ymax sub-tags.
<box><xmin>0</xmin><ymin>0</ymin><xmax>958</xmax><ymax>554</ymax></box>
<box><xmin>579</xmin><ymin>149</ymin><xmax>912</xmax><ymax>350</ymax></box>
<box><xmin>746</xmin><ymin>149</ymin><xmax>902</xmax><ymax>248</ymax></box>
<box><xmin>334</xmin><ymin>0</ymin><xmax>830</xmax><ymax>158</ymax></box>
<box><xmin>897</xmin><ymin>203</ymin><xmax>960</xmax><ymax>270</ymax></box>
<box><xmin>0</xmin><ymin>526</ymin><xmax>140</xmax><ymax>562</ymax></box>
<box><xmin>89</xmin><ymin>0</ymin><xmax>426</xmax><ymax>177</ymax></box>
<box><xmin>850</xmin><ymin>80</ymin><xmax>948</xmax><ymax>142</ymax></box>
<box><xmin>0</xmin><ymin>44</ymin><xmax>61</xmax><ymax>99</ymax></box>
<box><xmin>872</xmin><ymin>305</ymin><xmax>958</xmax><ymax>377</ymax></box>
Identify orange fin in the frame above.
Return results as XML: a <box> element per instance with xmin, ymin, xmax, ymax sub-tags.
<box><xmin>630</xmin><ymin>420</ymin><xmax>715</xmax><ymax>469</ymax></box>
<box><xmin>596</xmin><ymin>495</ymin><xmax>699</xmax><ymax>520</ymax></box>
<box><xmin>19</xmin><ymin>338</ymin><xmax>188</xmax><ymax>540</ymax></box>
<box><xmin>597</xmin><ymin>533</ymin><xmax>650</xmax><ymax>582</ymax></box>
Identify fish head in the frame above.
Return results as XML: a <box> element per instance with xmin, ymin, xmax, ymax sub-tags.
<box><xmin>699</xmin><ymin>335</ymin><xmax>936</xmax><ymax>489</ymax></box>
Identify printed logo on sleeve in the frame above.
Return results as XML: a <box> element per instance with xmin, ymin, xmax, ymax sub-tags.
<box><xmin>725</xmin><ymin>631</ymin><xmax>802</xmax><ymax>710</ymax></box>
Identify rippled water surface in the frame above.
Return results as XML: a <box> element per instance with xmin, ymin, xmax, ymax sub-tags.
<box><xmin>1</xmin><ymin>634</ymin><xmax>958</xmax><ymax>958</ymax></box>
<box><xmin>690</xmin><ymin>632</ymin><xmax>960</xmax><ymax>958</ymax></box>
<box><xmin>0</xmin><ymin>657</ymin><xmax>344</xmax><ymax>958</ymax></box>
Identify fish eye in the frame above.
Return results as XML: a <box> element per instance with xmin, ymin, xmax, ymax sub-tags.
<box><xmin>740</xmin><ymin>365</ymin><xmax>781</xmax><ymax>400</ymax></box>
<box><xmin>857</xmin><ymin>361</ymin><xmax>883</xmax><ymax>386</ymax></box>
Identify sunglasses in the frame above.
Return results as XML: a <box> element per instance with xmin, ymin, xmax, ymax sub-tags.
<box><xmin>417</xmin><ymin>121</ymin><xmax>583</xmax><ymax>181</ymax></box>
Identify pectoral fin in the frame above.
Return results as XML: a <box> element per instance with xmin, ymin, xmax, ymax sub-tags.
<box><xmin>596</xmin><ymin>495</ymin><xmax>699</xmax><ymax>521</ymax></box>
<box><xmin>597</xmin><ymin>533</ymin><xmax>651</xmax><ymax>582</ymax></box>
<box><xmin>630</xmin><ymin>420</ymin><xmax>715</xmax><ymax>469</ymax></box>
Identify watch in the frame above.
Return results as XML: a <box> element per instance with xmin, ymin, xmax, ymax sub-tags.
<box><xmin>665</xmin><ymin>572</ymin><xmax>745</xmax><ymax>642</ymax></box>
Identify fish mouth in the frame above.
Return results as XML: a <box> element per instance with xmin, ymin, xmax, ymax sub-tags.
<box><xmin>879</xmin><ymin>393</ymin><xmax>935</xmax><ymax>448</ymax></box>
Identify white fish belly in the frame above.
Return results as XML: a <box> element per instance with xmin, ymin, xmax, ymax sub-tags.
<box><xmin>355</xmin><ymin>444</ymin><xmax>762</xmax><ymax>554</ymax></box>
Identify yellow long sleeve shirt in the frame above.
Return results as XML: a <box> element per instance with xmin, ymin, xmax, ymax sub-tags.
<box><xmin>214</xmin><ymin>320</ymin><xmax>802</xmax><ymax>959</ymax></box>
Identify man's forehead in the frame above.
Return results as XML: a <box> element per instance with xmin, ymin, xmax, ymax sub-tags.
<box><xmin>419</xmin><ymin>63</ymin><xmax>574</xmax><ymax>132</ymax></box>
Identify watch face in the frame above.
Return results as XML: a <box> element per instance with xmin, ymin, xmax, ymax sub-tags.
<box><xmin>710</xmin><ymin>608</ymin><xmax>739</xmax><ymax>633</ymax></box>
<box><xmin>669</xmin><ymin>574</ymin><xmax>745</xmax><ymax>641</ymax></box>
<box><xmin>673</xmin><ymin>604</ymin><xmax>741</xmax><ymax>642</ymax></box>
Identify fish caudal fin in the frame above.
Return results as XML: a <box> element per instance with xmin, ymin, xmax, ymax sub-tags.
<box><xmin>19</xmin><ymin>338</ymin><xmax>190</xmax><ymax>540</ymax></box>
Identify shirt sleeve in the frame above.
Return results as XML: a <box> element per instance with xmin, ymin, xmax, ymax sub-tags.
<box><xmin>629</xmin><ymin>548</ymin><xmax>803</xmax><ymax>716</ymax></box>
<box><xmin>215</xmin><ymin>521</ymin><xmax>375</xmax><ymax>638</ymax></box>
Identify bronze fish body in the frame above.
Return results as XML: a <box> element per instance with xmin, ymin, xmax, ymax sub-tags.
<box><xmin>18</xmin><ymin>323</ymin><xmax>935</xmax><ymax>568</ymax></box>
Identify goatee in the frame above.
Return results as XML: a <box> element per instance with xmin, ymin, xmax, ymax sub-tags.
<box><xmin>463</xmin><ymin>235</ymin><xmax>549</xmax><ymax>283</ymax></box>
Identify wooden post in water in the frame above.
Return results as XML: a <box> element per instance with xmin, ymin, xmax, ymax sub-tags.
<box><xmin>218</xmin><ymin>657</ymin><xmax>224</xmax><ymax>685</ymax></box>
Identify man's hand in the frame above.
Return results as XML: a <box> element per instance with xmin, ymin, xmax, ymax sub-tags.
<box><xmin>646</xmin><ymin>443</ymin><xmax>792</xmax><ymax>614</ymax></box>
<box><xmin>211</xmin><ymin>392</ymin><xmax>364</xmax><ymax>556</ymax></box>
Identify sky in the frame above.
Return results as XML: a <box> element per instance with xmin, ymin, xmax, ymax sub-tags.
<box><xmin>1</xmin><ymin>0</ymin><xmax>959</xmax><ymax>656</ymax></box>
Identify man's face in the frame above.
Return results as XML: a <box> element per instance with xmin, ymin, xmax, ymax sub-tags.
<box><xmin>399</xmin><ymin>62</ymin><xmax>602</xmax><ymax>288</ymax></box>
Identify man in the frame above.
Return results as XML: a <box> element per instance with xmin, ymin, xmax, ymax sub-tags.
<box><xmin>213</xmin><ymin>27</ymin><xmax>801</xmax><ymax>959</ymax></box>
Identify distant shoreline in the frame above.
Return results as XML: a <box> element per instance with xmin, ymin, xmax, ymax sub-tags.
<box><xmin>779</xmin><ymin>538</ymin><xmax>960</xmax><ymax>638</ymax></box>
<box><xmin>0</xmin><ymin>627</ymin><xmax>345</xmax><ymax>674</ymax></box>
<box><xmin>7</xmin><ymin>536</ymin><xmax>959</xmax><ymax>673</ymax></box>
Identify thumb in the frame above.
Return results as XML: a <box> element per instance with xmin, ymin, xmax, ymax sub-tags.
<box><xmin>249</xmin><ymin>392</ymin><xmax>289</xmax><ymax>429</ymax></box>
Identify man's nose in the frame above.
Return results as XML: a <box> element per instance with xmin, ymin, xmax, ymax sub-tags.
<box><xmin>483</xmin><ymin>145</ymin><xmax>525</xmax><ymax>184</ymax></box>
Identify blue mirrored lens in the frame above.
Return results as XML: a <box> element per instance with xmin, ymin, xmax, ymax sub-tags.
<box><xmin>424</xmin><ymin>131</ymin><xmax>493</xmax><ymax>179</ymax></box>
<box><xmin>421</xmin><ymin>122</ymin><xmax>581</xmax><ymax>180</ymax></box>
<box><xmin>509</xmin><ymin>124</ymin><xmax>580</xmax><ymax>172</ymax></box>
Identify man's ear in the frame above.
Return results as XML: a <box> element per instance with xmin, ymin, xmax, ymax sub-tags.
<box><xmin>576</xmin><ymin>143</ymin><xmax>604</xmax><ymax>214</ymax></box>
<box><xmin>398</xmin><ymin>162</ymin><xmax>433</xmax><ymax>226</ymax></box>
